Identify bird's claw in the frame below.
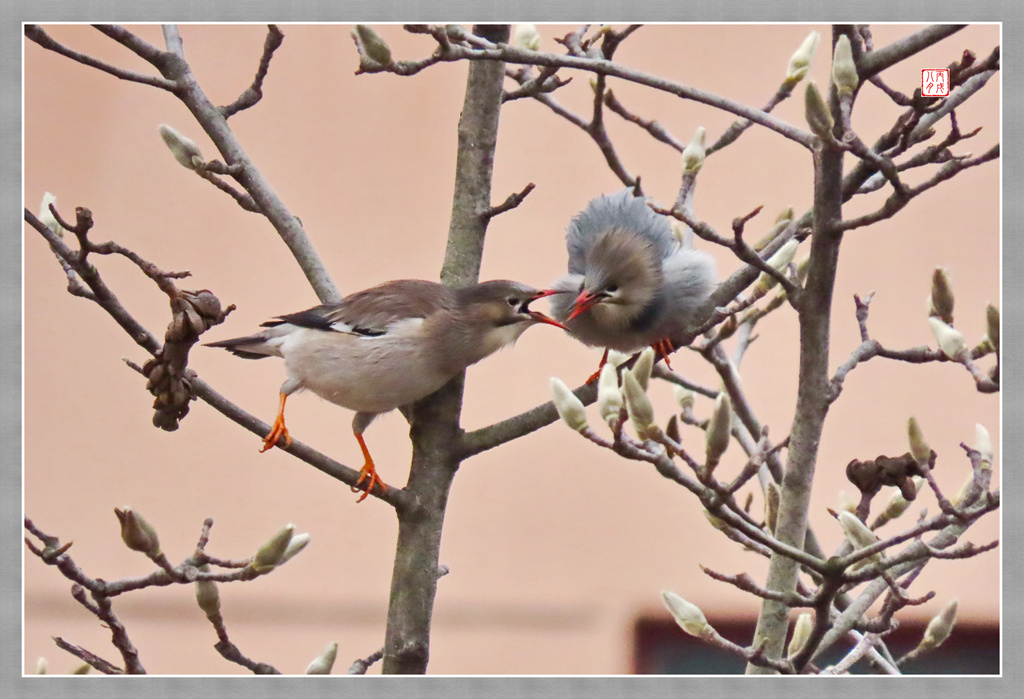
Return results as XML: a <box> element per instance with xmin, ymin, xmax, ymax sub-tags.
<box><xmin>259</xmin><ymin>417</ymin><xmax>291</xmax><ymax>452</ymax></box>
<box><xmin>352</xmin><ymin>464</ymin><xmax>387</xmax><ymax>503</ymax></box>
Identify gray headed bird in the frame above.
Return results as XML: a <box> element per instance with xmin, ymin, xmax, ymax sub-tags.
<box><xmin>207</xmin><ymin>280</ymin><xmax>565</xmax><ymax>501</ymax></box>
<box><xmin>549</xmin><ymin>189</ymin><xmax>718</xmax><ymax>369</ymax></box>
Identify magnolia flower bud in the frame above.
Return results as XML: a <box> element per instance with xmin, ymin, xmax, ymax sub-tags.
<box><xmin>512</xmin><ymin>24</ymin><xmax>541</xmax><ymax>51</ymax></box>
<box><xmin>551</xmin><ymin>377</ymin><xmax>589</xmax><ymax>432</ymax></box>
<box><xmin>195</xmin><ymin>568</ymin><xmax>221</xmax><ymax>619</ymax></box>
<box><xmin>929</xmin><ymin>268</ymin><xmax>955</xmax><ymax>324</ymax></box>
<box><xmin>34</xmin><ymin>657</ymin><xmax>47</xmax><ymax>674</ymax></box>
<box><xmin>804</xmin><ymin>81</ymin><xmax>834</xmax><ymax>139</ymax></box>
<box><xmin>674</xmin><ymin>385</ymin><xmax>695</xmax><ymax>412</ymax></box>
<box><xmin>681</xmin><ymin>127</ymin><xmax>707</xmax><ymax>174</ymax></box>
<box><xmin>985</xmin><ymin>303</ymin><xmax>999</xmax><ymax>351</ymax></box>
<box><xmin>279</xmin><ymin>532</ymin><xmax>311</xmax><ymax>565</ymax></box>
<box><xmin>928</xmin><ymin>317</ymin><xmax>967</xmax><ymax>360</ymax></box>
<box><xmin>661</xmin><ymin>590</ymin><xmax>710</xmax><ymax>637</ymax></box>
<box><xmin>907</xmin><ymin>417</ymin><xmax>932</xmax><ymax>465</ymax></box>
<box><xmin>158</xmin><ymin>123</ymin><xmax>204</xmax><ymax>170</ymax></box>
<box><xmin>787</xmin><ymin>612</ymin><xmax>813</xmax><ymax>658</ymax></box>
<box><xmin>623</xmin><ymin>371</ymin><xmax>656</xmax><ymax>438</ymax></box>
<box><xmin>775</xmin><ymin>206</ymin><xmax>795</xmax><ymax>226</ymax></box>
<box><xmin>597</xmin><ymin>363</ymin><xmax>623</xmax><ymax>425</ymax></box>
<box><xmin>753</xmin><ymin>238</ymin><xmax>799</xmax><ymax>294</ymax></box>
<box><xmin>114</xmin><ymin>507</ymin><xmax>161</xmax><ymax>556</ymax></box>
<box><xmin>880</xmin><ymin>476</ymin><xmax>925</xmax><ymax>522</ymax></box>
<box><xmin>705</xmin><ymin>392</ymin><xmax>732</xmax><ymax>470</ymax></box>
<box><xmin>606</xmin><ymin>350</ymin><xmax>631</xmax><ymax>367</ymax></box>
<box><xmin>974</xmin><ymin>423</ymin><xmax>993</xmax><ymax>468</ymax></box>
<box><xmin>764</xmin><ymin>480</ymin><xmax>780</xmax><ymax>534</ymax></box>
<box><xmin>831</xmin><ymin>34</ymin><xmax>859</xmax><ymax>96</ymax></box>
<box><xmin>921</xmin><ymin>600</ymin><xmax>958</xmax><ymax>649</ymax></box>
<box><xmin>71</xmin><ymin>663</ymin><xmax>91</xmax><ymax>675</ymax></box>
<box><xmin>837</xmin><ymin>510</ymin><xmax>880</xmax><ymax>552</ymax></box>
<box><xmin>630</xmin><ymin>347</ymin><xmax>656</xmax><ymax>392</ymax></box>
<box><xmin>252</xmin><ymin>523</ymin><xmax>295</xmax><ymax>572</ymax></box>
<box><xmin>305</xmin><ymin>641</ymin><xmax>339</xmax><ymax>675</ymax></box>
<box><xmin>38</xmin><ymin>192</ymin><xmax>64</xmax><ymax>239</ymax></box>
<box><xmin>786</xmin><ymin>31</ymin><xmax>820</xmax><ymax>84</ymax></box>
<box><xmin>353</xmin><ymin>25</ymin><xmax>392</xmax><ymax>65</ymax></box>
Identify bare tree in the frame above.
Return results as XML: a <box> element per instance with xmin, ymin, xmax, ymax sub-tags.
<box><xmin>24</xmin><ymin>23</ymin><xmax>999</xmax><ymax>675</ymax></box>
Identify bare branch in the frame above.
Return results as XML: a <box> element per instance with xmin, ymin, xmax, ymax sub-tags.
<box><xmin>220</xmin><ymin>25</ymin><xmax>285</xmax><ymax>117</ymax></box>
<box><xmin>24</xmin><ymin>25</ymin><xmax>176</xmax><ymax>90</ymax></box>
<box><xmin>859</xmin><ymin>25</ymin><xmax>965</xmax><ymax>79</ymax></box>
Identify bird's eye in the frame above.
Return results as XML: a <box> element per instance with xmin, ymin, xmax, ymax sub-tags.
<box><xmin>507</xmin><ymin>296</ymin><xmax>519</xmax><ymax>307</ymax></box>
<box><xmin>606</xmin><ymin>284</ymin><xmax>619</xmax><ymax>293</ymax></box>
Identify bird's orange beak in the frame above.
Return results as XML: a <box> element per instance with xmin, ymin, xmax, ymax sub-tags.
<box><xmin>524</xmin><ymin>289</ymin><xmax>569</xmax><ymax>330</ymax></box>
<box><xmin>567</xmin><ymin>289</ymin><xmax>604</xmax><ymax>321</ymax></box>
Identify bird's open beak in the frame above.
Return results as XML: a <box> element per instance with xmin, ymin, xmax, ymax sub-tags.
<box><xmin>567</xmin><ymin>289</ymin><xmax>604</xmax><ymax>321</ymax></box>
<box><xmin>523</xmin><ymin>289</ymin><xmax>569</xmax><ymax>330</ymax></box>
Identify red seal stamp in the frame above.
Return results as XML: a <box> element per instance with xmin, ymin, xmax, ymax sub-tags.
<box><xmin>921</xmin><ymin>69</ymin><xmax>950</xmax><ymax>97</ymax></box>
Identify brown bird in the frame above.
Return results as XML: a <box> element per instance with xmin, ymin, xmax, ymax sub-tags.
<box><xmin>207</xmin><ymin>280</ymin><xmax>565</xmax><ymax>501</ymax></box>
<box><xmin>549</xmin><ymin>189</ymin><xmax>717</xmax><ymax>372</ymax></box>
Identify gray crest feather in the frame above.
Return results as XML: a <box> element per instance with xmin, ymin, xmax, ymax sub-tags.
<box><xmin>566</xmin><ymin>189</ymin><xmax>676</xmax><ymax>274</ymax></box>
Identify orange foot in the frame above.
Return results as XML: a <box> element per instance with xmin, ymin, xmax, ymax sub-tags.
<box><xmin>585</xmin><ymin>348</ymin><xmax>611</xmax><ymax>384</ymax></box>
<box><xmin>260</xmin><ymin>392</ymin><xmax>293</xmax><ymax>452</ymax></box>
<box><xmin>652</xmin><ymin>339</ymin><xmax>676</xmax><ymax>370</ymax></box>
<box><xmin>351</xmin><ymin>432</ymin><xmax>388</xmax><ymax>503</ymax></box>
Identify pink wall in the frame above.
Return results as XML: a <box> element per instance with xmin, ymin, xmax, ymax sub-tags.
<box><xmin>24</xmin><ymin>24</ymin><xmax>1000</xmax><ymax>674</ymax></box>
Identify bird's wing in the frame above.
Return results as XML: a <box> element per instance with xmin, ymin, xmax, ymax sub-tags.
<box><xmin>267</xmin><ymin>280</ymin><xmax>454</xmax><ymax>337</ymax></box>
<box><xmin>566</xmin><ymin>189</ymin><xmax>677</xmax><ymax>274</ymax></box>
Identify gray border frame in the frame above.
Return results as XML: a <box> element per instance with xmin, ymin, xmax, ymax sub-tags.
<box><xmin>6</xmin><ymin>1</ymin><xmax>1018</xmax><ymax>697</ymax></box>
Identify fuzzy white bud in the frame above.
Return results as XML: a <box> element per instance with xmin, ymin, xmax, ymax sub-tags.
<box><xmin>837</xmin><ymin>511</ymin><xmax>881</xmax><ymax>561</ymax></box>
<box><xmin>880</xmin><ymin>477</ymin><xmax>925</xmax><ymax>522</ymax></box>
<box><xmin>928</xmin><ymin>317</ymin><xmax>967</xmax><ymax>360</ymax></box>
<box><xmin>305</xmin><ymin>641</ymin><xmax>339</xmax><ymax>675</ymax></box>
<box><xmin>622</xmin><ymin>371</ymin><xmax>656</xmax><ymax>438</ymax></box>
<box><xmin>705</xmin><ymin>392</ymin><xmax>732</xmax><ymax>469</ymax></box>
<box><xmin>630</xmin><ymin>347</ymin><xmax>656</xmax><ymax>392</ymax></box>
<box><xmin>353</xmin><ymin>25</ymin><xmax>393</xmax><ymax>65</ymax></box>
<box><xmin>661</xmin><ymin>590</ymin><xmax>710</xmax><ymax>637</ymax></box>
<box><xmin>787</xmin><ymin>612</ymin><xmax>814</xmax><ymax>658</ymax></box>
<box><xmin>804</xmin><ymin>81</ymin><xmax>834</xmax><ymax>139</ymax></box>
<box><xmin>674</xmin><ymin>385</ymin><xmax>695</xmax><ymax>413</ymax></box>
<box><xmin>928</xmin><ymin>268</ymin><xmax>955</xmax><ymax>325</ymax></box>
<box><xmin>158</xmin><ymin>123</ymin><xmax>204</xmax><ymax>170</ymax></box>
<box><xmin>114</xmin><ymin>507</ymin><xmax>161</xmax><ymax>556</ymax></box>
<box><xmin>907</xmin><ymin>417</ymin><xmax>932</xmax><ymax>465</ymax></box>
<box><xmin>681</xmin><ymin>127</ymin><xmax>707</xmax><ymax>174</ymax></box>
<box><xmin>753</xmin><ymin>239</ymin><xmax>799</xmax><ymax>294</ymax></box>
<box><xmin>512</xmin><ymin>24</ymin><xmax>541</xmax><ymax>51</ymax></box>
<box><xmin>38</xmin><ymin>192</ymin><xmax>64</xmax><ymax>239</ymax></box>
<box><xmin>252</xmin><ymin>523</ymin><xmax>295</xmax><ymax>572</ymax></box>
<box><xmin>195</xmin><ymin>569</ymin><xmax>221</xmax><ymax>619</ymax></box>
<box><xmin>985</xmin><ymin>304</ymin><xmax>999</xmax><ymax>351</ymax></box>
<box><xmin>597</xmin><ymin>363</ymin><xmax>623</xmax><ymax>425</ymax></box>
<box><xmin>974</xmin><ymin>423</ymin><xmax>993</xmax><ymax>468</ymax></box>
<box><xmin>606</xmin><ymin>350</ymin><xmax>631</xmax><ymax>367</ymax></box>
<box><xmin>279</xmin><ymin>532</ymin><xmax>311</xmax><ymax>565</ymax></box>
<box><xmin>921</xmin><ymin>600</ymin><xmax>958</xmax><ymax>649</ymax></box>
<box><xmin>786</xmin><ymin>31</ymin><xmax>820</xmax><ymax>84</ymax></box>
<box><xmin>551</xmin><ymin>377</ymin><xmax>589</xmax><ymax>432</ymax></box>
<box><xmin>831</xmin><ymin>34</ymin><xmax>859</xmax><ymax>96</ymax></box>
